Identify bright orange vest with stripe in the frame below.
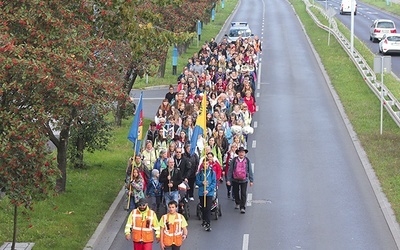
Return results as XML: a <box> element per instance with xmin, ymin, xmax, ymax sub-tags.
<box><xmin>131</xmin><ymin>209</ymin><xmax>156</xmax><ymax>243</ymax></box>
<box><xmin>161</xmin><ymin>213</ymin><xmax>184</xmax><ymax>246</ymax></box>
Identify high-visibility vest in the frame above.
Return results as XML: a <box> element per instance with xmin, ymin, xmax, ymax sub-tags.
<box><xmin>254</xmin><ymin>40</ymin><xmax>261</xmax><ymax>53</ymax></box>
<box><xmin>131</xmin><ymin>209</ymin><xmax>156</xmax><ymax>243</ymax></box>
<box><xmin>161</xmin><ymin>213</ymin><xmax>184</xmax><ymax>246</ymax></box>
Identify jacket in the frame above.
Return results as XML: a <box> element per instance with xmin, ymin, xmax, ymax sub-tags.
<box><xmin>124</xmin><ymin>207</ymin><xmax>160</xmax><ymax>243</ymax></box>
<box><xmin>227</xmin><ymin>156</ymin><xmax>254</xmax><ymax>183</ymax></box>
<box><xmin>173</xmin><ymin>156</ymin><xmax>192</xmax><ymax>179</ymax></box>
<box><xmin>159</xmin><ymin>167</ymin><xmax>183</xmax><ymax>192</ymax></box>
<box><xmin>195</xmin><ymin>167</ymin><xmax>216</xmax><ymax>197</ymax></box>
<box><xmin>146</xmin><ymin>178</ymin><xmax>162</xmax><ymax>197</ymax></box>
<box><xmin>160</xmin><ymin>213</ymin><xmax>187</xmax><ymax>247</ymax></box>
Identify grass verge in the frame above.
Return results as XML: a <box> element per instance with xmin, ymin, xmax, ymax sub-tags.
<box><xmin>290</xmin><ymin>0</ymin><xmax>400</xmax><ymax>220</ymax></box>
<box><xmin>0</xmin><ymin>2</ymin><xmax>238</xmax><ymax>249</ymax></box>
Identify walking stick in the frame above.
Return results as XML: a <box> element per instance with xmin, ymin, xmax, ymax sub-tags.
<box><xmin>203</xmin><ymin>156</ymin><xmax>207</xmax><ymax>207</ymax></box>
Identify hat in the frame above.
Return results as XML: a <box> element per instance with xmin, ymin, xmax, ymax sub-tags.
<box><xmin>235</xmin><ymin>147</ymin><xmax>248</xmax><ymax>154</ymax></box>
<box><xmin>137</xmin><ymin>198</ymin><xmax>147</xmax><ymax>206</ymax></box>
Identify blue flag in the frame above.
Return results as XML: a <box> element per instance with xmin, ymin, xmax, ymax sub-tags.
<box><xmin>128</xmin><ymin>92</ymin><xmax>143</xmax><ymax>154</ymax></box>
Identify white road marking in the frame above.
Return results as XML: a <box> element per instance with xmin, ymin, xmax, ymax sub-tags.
<box><xmin>251</xmin><ymin>163</ymin><xmax>255</xmax><ymax>174</ymax></box>
<box><xmin>242</xmin><ymin>234</ymin><xmax>250</xmax><ymax>250</ymax></box>
<box><xmin>247</xmin><ymin>193</ymin><xmax>252</xmax><ymax>207</ymax></box>
<box><xmin>253</xmin><ymin>121</ymin><xmax>258</xmax><ymax>128</ymax></box>
<box><xmin>252</xmin><ymin>140</ymin><xmax>256</xmax><ymax>148</ymax></box>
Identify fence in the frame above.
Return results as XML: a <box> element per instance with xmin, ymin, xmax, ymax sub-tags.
<box><xmin>304</xmin><ymin>0</ymin><xmax>400</xmax><ymax>127</ymax></box>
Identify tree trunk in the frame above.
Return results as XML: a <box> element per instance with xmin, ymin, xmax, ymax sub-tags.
<box><xmin>55</xmin><ymin>127</ymin><xmax>69</xmax><ymax>192</ymax></box>
<box><xmin>158</xmin><ymin>57</ymin><xmax>166</xmax><ymax>78</ymax></box>
<box><xmin>12</xmin><ymin>204</ymin><xmax>17</xmax><ymax>250</ymax></box>
<box><xmin>74</xmin><ymin>134</ymin><xmax>85</xmax><ymax>168</ymax></box>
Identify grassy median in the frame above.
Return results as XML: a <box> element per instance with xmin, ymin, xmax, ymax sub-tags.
<box><xmin>290</xmin><ymin>0</ymin><xmax>400</xmax><ymax>220</ymax></box>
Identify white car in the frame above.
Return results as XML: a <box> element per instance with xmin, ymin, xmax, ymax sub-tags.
<box><xmin>379</xmin><ymin>33</ymin><xmax>400</xmax><ymax>55</ymax></box>
<box><xmin>225</xmin><ymin>22</ymin><xmax>253</xmax><ymax>43</ymax></box>
<box><xmin>340</xmin><ymin>0</ymin><xmax>357</xmax><ymax>15</ymax></box>
<box><xmin>370</xmin><ymin>19</ymin><xmax>397</xmax><ymax>43</ymax></box>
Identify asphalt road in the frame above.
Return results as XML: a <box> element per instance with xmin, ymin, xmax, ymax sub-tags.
<box><xmin>100</xmin><ymin>0</ymin><xmax>400</xmax><ymax>249</ymax></box>
<box><xmin>319</xmin><ymin>0</ymin><xmax>400</xmax><ymax>75</ymax></box>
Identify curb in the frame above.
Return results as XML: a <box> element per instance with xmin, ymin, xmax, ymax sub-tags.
<box><xmin>83</xmin><ymin>186</ymin><xmax>126</xmax><ymax>250</ymax></box>
<box><xmin>292</xmin><ymin>0</ymin><xmax>400</xmax><ymax>247</ymax></box>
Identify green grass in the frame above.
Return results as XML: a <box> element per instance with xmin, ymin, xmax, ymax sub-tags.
<box><xmin>0</xmin><ymin>2</ymin><xmax>238</xmax><ymax>249</ymax></box>
<box><xmin>291</xmin><ymin>0</ymin><xmax>400</xmax><ymax>219</ymax></box>
<box><xmin>0</xmin><ymin>119</ymin><xmax>135</xmax><ymax>249</ymax></box>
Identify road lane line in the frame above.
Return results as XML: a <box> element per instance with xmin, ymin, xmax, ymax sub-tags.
<box><xmin>242</xmin><ymin>234</ymin><xmax>249</xmax><ymax>250</ymax></box>
<box><xmin>247</xmin><ymin>193</ymin><xmax>252</xmax><ymax>207</ymax></box>
<box><xmin>252</xmin><ymin>140</ymin><xmax>256</xmax><ymax>148</ymax></box>
<box><xmin>252</xmin><ymin>163</ymin><xmax>255</xmax><ymax>174</ymax></box>
<box><xmin>253</xmin><ymin>121</ymin><xmax>258</xmax><ymax>128</ymax></box>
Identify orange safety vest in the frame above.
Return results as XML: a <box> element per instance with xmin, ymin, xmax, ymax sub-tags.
<box><xmin>131</xmin><ymin>209</ymin><xmax>156</xmax><ymax>243</ymax></box>
<box><xmin>161</xmin><ymin>213</ymin><xmax>184</xmax><ymax>246</ymax></box>
<box><xmin>254</xmin><ymin>40</ymin><xmax>261</xmax><ymax>53</ymax></box>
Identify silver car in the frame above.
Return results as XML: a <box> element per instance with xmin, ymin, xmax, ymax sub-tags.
<box><xmin>225</xmin><ymin>22</ymin><xmax>253</xmax><ymax>43</ymax></box>
<box><xmin>370</xmin><ymin>19</ymin><xmax>396</xmax><ymax>43</ymax></box>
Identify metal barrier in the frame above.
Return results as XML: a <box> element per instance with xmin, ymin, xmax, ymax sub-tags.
<box><xmin>303</xmin><ymin>0</ymin><xmax>400</xmax><ymax>127</ymax></box>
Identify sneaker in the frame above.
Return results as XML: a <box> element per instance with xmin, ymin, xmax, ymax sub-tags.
<box><xmin>204</xmin><ymin>224</ymin><xmax>212</xmax><ymax>231</ymax></box>
<box><xmin>240</xmin><ymin>208</ymin><xmax>246</xmax><ymax>214</ymax></box>
<box><xmin>227</xmin><ymin>191</ymin><xmax>231</xmax><ymax>199</ymax></box>
<box><xmin>235</xmin><ymin>204</ymin><xmax>240</xmax><ymax>209</ymax></box>
<box><xmin>189</xmin><ymin>197</ymin><xmax>194</xmax><ymax>201</ymax></box>
<box><xmin>201</xmin><ymin>221</ymin><xmax>206</xmax><ymax>227</ymax></box>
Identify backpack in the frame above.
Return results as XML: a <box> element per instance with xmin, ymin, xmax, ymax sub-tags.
<box><xmin>233</xmin><ymin>157</ymin><xmax>247</xmax><ymax>181</ymax></box>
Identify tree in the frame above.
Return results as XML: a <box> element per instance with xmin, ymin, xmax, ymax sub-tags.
<box><xmin>96</xmin><ymin>0</ymin><xmax>195</xmax><ymax>125</ymax></box>
<box><xmin>68</xmin><ymin>107</ymin><xmax>113</xmax><ymax>169</ymax></box>
<box><xmin>1</xmin><ymin>1</ymin><xmax>126</xmax><ymax>192</ymax></box>
<box><xmin>0</xmin><ymin>100</ymin><xmax>59</xmax><ymax>248</ymax></box>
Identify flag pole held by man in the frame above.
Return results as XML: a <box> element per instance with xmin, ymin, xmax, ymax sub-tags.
<box><xmin>127</xmin><ymin>91</ymin><xmax>144</xmax><ymax>210</ymax></box>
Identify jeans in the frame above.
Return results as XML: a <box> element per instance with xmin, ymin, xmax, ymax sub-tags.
<box><xmin>164</xmin><ymin>190</ymin><xmax>179</xmax><ymax>209</ymax></box>
<box><xmin>232</xmin><ymin>181</ymin><xmax>248</xmax><ymax>209</ymax></box>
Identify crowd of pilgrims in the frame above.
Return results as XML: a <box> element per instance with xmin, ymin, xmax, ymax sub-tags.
<box><xmin>125</xmin><ymin>34</ymin><xmax>261</xmax><ymax>210</ymax></box>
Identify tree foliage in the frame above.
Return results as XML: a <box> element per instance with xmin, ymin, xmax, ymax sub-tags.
<box><xmin>0</xmin><ymin>0</ymin><xmax>126</xmax><ymax>192</ymax></box>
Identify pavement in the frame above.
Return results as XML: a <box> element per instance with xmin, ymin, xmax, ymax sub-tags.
<box><xmin>83</xmin><ymin>0</ymin><xmax>400</xmax><ymax>250</ymax></box>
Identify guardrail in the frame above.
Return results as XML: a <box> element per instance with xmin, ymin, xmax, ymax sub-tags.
<box><xmin>303</xmin><ymin>0</ymin><xmax>400</xmax><ymax>127</ymax></box>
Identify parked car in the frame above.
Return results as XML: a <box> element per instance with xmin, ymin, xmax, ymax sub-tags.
<box><xmin>379</xmin><ymin>33</ymin><xmax>400</xmax><ymax>55</ymax></box>
<box><xmin>340</xmin><ymin>0</ymin><xmax>357</xmax><ymax>15</ymax></box>
<box><xmin>225</xmin><ymin>22</ymin><xmax>253</xmax><ymax>43</ymax></box>
<box><xmin>370</xmin><ymin>19</ymin><xmax>396</xmax><ymax>43</ymax></box>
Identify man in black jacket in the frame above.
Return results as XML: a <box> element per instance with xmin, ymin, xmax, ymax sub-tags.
<box><xmin>159</xmin><ymin>158</ymin><xmax>183</xmax><ymax>207</ymax></box>
<box><xmin>183</xmin><ymin>144</ymin><xmax>199</xmax><ymax>201</ymax></box>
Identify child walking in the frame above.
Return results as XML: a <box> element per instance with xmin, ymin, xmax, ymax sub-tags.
<box><xmin>146</xmin><ymin>169</ymin><xmax>162</xmax><ymax>214</ymax></box>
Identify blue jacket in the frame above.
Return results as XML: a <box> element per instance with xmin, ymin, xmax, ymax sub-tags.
<box><xmin>195</xmin><ymin>167</ymin><xmax>216</xmax><ymax>197</ymax></box>
<box><xmin>153</xmin><ymin>158</ymin><xmax>168</xmax><ymax>172</ymax></box>
<box><xmin>146</xmin><ymin>178</ymin><xmax>162</xmax><ymax>197</ymax></box>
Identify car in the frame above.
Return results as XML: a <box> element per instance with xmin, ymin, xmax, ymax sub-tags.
<box><xmin>370</xmin><ymin>19</ymin><xmax>397</xmax><ymax>43</ymax></box>
<box><xmin>379</xmin><ymin>33</ymin><xmax>400</xmax><ymax>55</ymax></box>
<box><xmin>340</xmin><ymin>0</ymin><xmax>357</xmax><ymax>15</ymax></box>
<box><xmin>225</xmin><ymin>22</ymin><xmax>253</xmax><ymax>43</ymax></box>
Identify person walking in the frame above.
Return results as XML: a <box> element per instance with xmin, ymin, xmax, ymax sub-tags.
<box><xmin>125</xmin><ymin>198</ymin><xmax>160</xmax><ymax>250</ymax></box>
<box><xmin>126</xmin><ymin>168</ymin><xmax>146</xmax><ymax>212</ymax></box>
<box><xmin>226</xmin><ymin>147</ymin><xmax>253</xmax><ymax>214</ymax></box>
<box><xmin>183</xmin><ymin>143</ymin><xmax>199</xmax><ymax>201</ymax></box>
<box><xmin>159</xmin><ymin>158</ymin><xmax>183</xmax><ymax>207</ymax></box>
<box><xmin>147</xmin><ymin>169</ymin><xmax>162</xmax><ymax>214</ymax></box>
<box><xmin>159</xmin><ymin>200</ymin><xmax>188</xmax><ymax>250</ymax></box>
<box><xmin>196</xmin><ymin>154</ymin><xmax>217</xmax><ymax>231</ymax></box>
